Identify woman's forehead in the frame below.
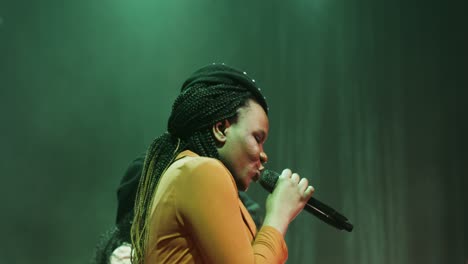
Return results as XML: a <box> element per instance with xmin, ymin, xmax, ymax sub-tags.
<box><xmin>238</xmin><ymin>100</ymin><xmax>269</xmax><ymax>130</ymax></box>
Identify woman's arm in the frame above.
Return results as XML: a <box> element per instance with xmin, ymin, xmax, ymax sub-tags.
<box><xmin>177</xmin><ymin>158</ymin><xmax>288</xmax><ymax>263</ymax></box>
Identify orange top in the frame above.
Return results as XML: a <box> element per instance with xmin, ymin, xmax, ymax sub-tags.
<box><xmin>146</xmin><ymin>150</ymin><xmax>288</xmax><ymax>263</ymax></box>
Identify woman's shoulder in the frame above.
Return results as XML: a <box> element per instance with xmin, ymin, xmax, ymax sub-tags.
<box><xmin>179</xmin><ymin>154</ymin><xmax>228</xmax><ymax>176</ymax></box>
<box><xmin>169</xmin><ymin>150</ymin><xmax>237</xmax><ymax>193</ymax></box>
<box><xmin>170</xmin><ymin>152</ymin><xmax>234</xmax><ymax>187</ymax></box>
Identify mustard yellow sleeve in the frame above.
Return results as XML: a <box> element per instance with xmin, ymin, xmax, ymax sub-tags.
<box><xmin>176</xmin><ymin>157</ymin><xmax>288</xmax><ymax>264</ymax></box>
<box><xmin>253</xmin><ymin>226</ymin><xmax>288</xmax><ymax>263</ymax></box>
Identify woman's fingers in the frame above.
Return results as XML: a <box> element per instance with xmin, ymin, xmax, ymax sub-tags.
<box><xmin>280</xmin><ymin>169</ymin><xmax>292</xmax><ymax>179</ymax></box>
<box><xmin>279</xmin><ymin>168</ymin><xmax>315</xmax><ymax>199</ymax></box>
<box><xmin>304</xmin><ymin>185</ymin><xmax>315</xmax><ymax>198</ymax></box>
<box><xmin>298</xmin><ymin>177</ymin><xmax>309</xmax><ymax>191</ymax></box>
<box><xmin>281</xmin><ymin>169</ymin><xmax>315</xmax><ymax>199</ymax></box>
<box><xmin>291</xmin><ymin>173</ymin><xmax>300</xmax><ymax>183</ymax></box>
<box><xmin>298</xmin><ymin>178</ymin><xmax>314</xmax><ymax>199</ymax></box>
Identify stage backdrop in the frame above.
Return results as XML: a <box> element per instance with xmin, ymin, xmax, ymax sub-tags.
<box><xmin>1</xmin><ymin>0</ymin><xmax>466</xmax><ymax>263</ymax></box>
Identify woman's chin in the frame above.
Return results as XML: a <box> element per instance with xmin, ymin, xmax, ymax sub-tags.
<box><xmin>235</xmin><ymin>179</ymin><xmax>249</xmax><ymax>192</ymax></box>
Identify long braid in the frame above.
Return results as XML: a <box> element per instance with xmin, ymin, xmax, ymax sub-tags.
<box><xmin>130</xmin><ymin>64</ymin><xmax>268</xmax><ymax>264</ymax></box>
<box><xmin>131</xmin><ymin>134</ymin><xmax>185</xmax><ymax>264</ymax></box>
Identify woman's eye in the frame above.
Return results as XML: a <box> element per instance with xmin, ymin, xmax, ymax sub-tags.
<box><xmin>255</xmin><ymin>135</ymin><xmax>261</xmax><ymax>143</ymax></box>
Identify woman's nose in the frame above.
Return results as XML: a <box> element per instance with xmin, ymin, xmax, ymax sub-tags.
<box><xmin>259</xmin><ymin>152</ymin><xmax>268</xmax><ymax>170</ymax></box>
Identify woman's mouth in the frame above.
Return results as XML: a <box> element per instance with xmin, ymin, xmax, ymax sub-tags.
<box><xmin>252</xmin><ymin>171</ymin><xmax>261</xmax><ymax>182</ymax></box>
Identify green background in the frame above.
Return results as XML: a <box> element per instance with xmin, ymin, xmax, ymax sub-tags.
<box><xmin>1</xmin><ymin>0</ymin><xmax>466</xmax><ymax>263</ymax></box>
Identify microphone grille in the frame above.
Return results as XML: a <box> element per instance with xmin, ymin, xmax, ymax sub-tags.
<box><xmin>259</xmin><ymin>169</ymin><xmax>279</xmax><ymax>193</ymax></box>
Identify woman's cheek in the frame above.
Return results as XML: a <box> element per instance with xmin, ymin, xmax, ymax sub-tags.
<box><xmin>248</xmin><ymin>143</ymin><xmax>260</xmax><ymax>158</ymax></box>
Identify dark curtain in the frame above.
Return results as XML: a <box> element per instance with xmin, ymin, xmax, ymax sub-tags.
<box><xmin>1</xmin><ymin>0</ymin><xmax>466</xmax><ymax>263</ymax></box>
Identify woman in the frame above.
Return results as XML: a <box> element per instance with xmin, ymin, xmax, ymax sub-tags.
<box><xmin>131</xmin><ymin>64</ymin><xmax>314</xmax><ymax>263</ymax></box>
<box><xmin>92</xmin><ymin>156</ymin><xmax>266</xmax><ymax>264</ymax></box>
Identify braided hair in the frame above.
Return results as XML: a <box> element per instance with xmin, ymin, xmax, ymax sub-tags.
<box><xmin>130</xmin><ymin>64</ymin><xmax>268</xmax><ymax>264</ymax></box>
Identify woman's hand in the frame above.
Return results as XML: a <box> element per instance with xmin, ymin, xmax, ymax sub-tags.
<box><xmin>263</xmin><ymin>169</ymin><xmax>314</xmax><ymax>236</ymax></box>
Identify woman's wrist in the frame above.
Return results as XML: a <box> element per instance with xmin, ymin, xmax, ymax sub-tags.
<box><xmin>263</xmin><ymin>214</ymin><xmax>288</xmax><ymax>236</ymax></box>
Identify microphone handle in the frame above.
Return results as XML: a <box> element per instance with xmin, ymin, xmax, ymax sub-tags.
<box><xmin>259</xmin><ymin>169</ymin><xmax>353</xmax><ymax>232</ymax></box>
<box><xmin>305</xmin><ymin>197</ymin><xmax>354</xmax><ymax>232</ymax></box>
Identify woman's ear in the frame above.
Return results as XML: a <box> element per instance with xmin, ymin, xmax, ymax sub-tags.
<box><xmin>212</xmin><ymin>120</ymin><xmax>230</xmax><ymax>144</ymax></box>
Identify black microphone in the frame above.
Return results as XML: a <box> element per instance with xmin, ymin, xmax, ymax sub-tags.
<box><xmin>259</xmin><ymin>169</ymin><xmax>354</xmax><ymax>232</ymax></box>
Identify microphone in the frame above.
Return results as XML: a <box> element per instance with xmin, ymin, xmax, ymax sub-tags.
<box><xmin>259</xmin><ymin>170</ymin><xmax>354</xmax><ymax>232</ymax></box>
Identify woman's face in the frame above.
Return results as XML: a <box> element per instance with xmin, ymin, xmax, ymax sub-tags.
<box><xmin>216</xmin><ymin>99</ymin><xmax>269</xmax><ymax>191</ymax></box>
